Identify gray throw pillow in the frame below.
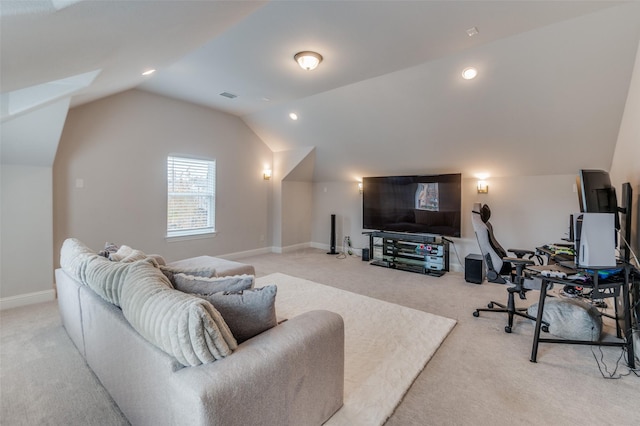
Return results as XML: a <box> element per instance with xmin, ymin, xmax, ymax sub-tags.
<box><xmin>173</xmin><ymin>273</ymin><xmax>254</xmax><ymax>295</ymax></box>
<box><xmin>199</xmin><ymin>285</ymin><xmax>277</xmax><ymax>343</ymax></box>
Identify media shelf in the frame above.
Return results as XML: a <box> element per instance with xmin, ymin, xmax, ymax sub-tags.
<box><xmin>367</xmin><ymin>231</ymin><xmax>449</xmax><ymax>277</ymax></box>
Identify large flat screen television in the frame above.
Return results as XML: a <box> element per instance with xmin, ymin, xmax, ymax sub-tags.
<box><xmin>363</xmin><ymin>173</ymin><xmax>462</xmax><ymax>237</ymax></box>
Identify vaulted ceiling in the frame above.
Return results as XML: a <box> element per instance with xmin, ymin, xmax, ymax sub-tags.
<box><xmin>2</xmin><ymin>1</ymin><xmax>639</xmax><ymax>181</ymax></box>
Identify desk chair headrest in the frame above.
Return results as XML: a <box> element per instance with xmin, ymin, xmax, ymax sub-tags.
<box><xmin>472</xmin><ymin>203</ymin><xmax>492</xmax><ymax>224</ymax></box>
<box><xmin>474</xmin><ymin>204</ymin><xmax>491</xmax><ymax>224</ymax></box>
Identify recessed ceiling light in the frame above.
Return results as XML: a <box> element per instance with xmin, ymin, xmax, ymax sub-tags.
<box><xmin>462</xmin><ymin>67</ymin><xmax>478</xmax><ymax>80</ymax></box>
<box><xmin>289</xmin><ymin>112</ymin><xmax>298</xmax><ymax>120</ymax></box>
<box><xmin>142</xmin><ymin>69</ymin><xmax>156</xmax><ymax>76</ymax></box>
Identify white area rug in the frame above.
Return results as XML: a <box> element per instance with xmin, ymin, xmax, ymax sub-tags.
<box><xmin>255</xmin><ymin>273</ymin><xmax>457</xmax><ymax>426</ymax></box>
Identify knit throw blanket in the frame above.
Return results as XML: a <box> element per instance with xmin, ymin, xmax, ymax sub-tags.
<box><xmin>59</xmin><ymin>238</ymin><xmax>237</xmax><ymax>366</ymax></box>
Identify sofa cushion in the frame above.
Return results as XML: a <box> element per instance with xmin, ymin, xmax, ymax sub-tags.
<box><xmin>83</xmin><ymin>255</ymin><xmax>158</xmax><ymax>306</ymax></box>
<box><xmin>173</xmin><ymin>273</ymin><xmax>254</xmax><ymax>295</ymax></box>
<box><xmin>198</xmin><ymin>285</ymin><xmax>278</xmax><ymax>343</ymax></box>
<box><xmin>60</xmin><ymin>238</ymin><xmax>101</xmax><ymax>283</ymax></box>
<box><xmin>120</xmin><ymin>261</ymin><xmax>237</xmax><ymax>366</ymax></box>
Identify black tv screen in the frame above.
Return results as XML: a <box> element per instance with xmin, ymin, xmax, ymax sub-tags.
<box><xmin>363</xmin><ymin>173</ymin><xmax>462</xmax><ymax>237</ymax></box>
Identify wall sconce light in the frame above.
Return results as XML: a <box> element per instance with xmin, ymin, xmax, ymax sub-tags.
<box><xmin>358</xmin><ymin>182</ymin><xmax>363</xmax><ymax>194</ymax></box>
<box><xmin>294</xmin><ymin>51</ymin><xmax>323</xmax><ymax>71</ymax></box>
<box><xmin>263</xmin><ymin>169</ymin><xmax>272</xmax><ymax>181</ymax></box>
<box><xmin>477</xmin><ymin>180</ymin><xmax>488</xmax><ymax>194</ymax></box>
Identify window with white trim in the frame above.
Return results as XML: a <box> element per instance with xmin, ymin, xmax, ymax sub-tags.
<box><xmin>167</xmin><ymin>155</ymin><xmax>216</xmax><ymax>238</ymax></box>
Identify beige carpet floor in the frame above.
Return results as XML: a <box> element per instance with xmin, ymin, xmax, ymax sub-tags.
<box><xmin>247</xmin><ymin>249</ymin><xmax>640</xmax><ymax>426</ymax></box>
<box><xmin>256</xmin><ymin>273</ymin><xmax>455</xmax><ymax>425</ymax></box>
<box><xmin>1</xmin><ymin>248</ymin><xmax>639</xmax><ymax>425</ymax></box>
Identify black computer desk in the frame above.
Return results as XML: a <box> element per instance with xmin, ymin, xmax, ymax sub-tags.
<box><xmin>527</xmin><ymin>262</ymin><xmax>635</xmax><ymax>369</ymax></box>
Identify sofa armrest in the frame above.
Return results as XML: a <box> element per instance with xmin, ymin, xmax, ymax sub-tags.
<box><xmin>168</xmin><ymin>310</ymin><xmax>344</xmax><ymax>426</ymax></box>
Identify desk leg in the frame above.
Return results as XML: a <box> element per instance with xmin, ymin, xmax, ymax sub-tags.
<box><xmin>530</xmin><ymin>278</ymin><xmax>549</xmax><ymax>363</ymax></box>
<box><xmin>623</xmin><ymin>266</ymin><xmax>636</xmax><ymax>369</ymax></box>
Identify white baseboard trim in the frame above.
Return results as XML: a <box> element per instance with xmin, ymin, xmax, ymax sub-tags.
<box><xmin>0</xmin><ymin>289</ymin><xmax>56</xmax><ymax>311</ymax></box>
<box><xmin>221</xmin><ymin>244</ymin><xmax>315</xmax><ymax>257</ymax></box>
<box><xmin>217</xmin><ymin>246</ymin><xmax>273</xmax><ymax>260</ymax></box>
<box><xmin>280</xmin><ymin>243</ymin><xmax>311</xmax><ymax>254</ymax></box>
<box><xmin>309</xmin><ymin>241</ymin><xmax>329</xmax><ymax>251</ymax></box>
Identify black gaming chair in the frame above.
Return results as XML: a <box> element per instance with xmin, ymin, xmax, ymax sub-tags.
<box><xmin>471</xmin><ymin>203</ymin><xmax>547</xmax><ymax>333</ymax></box>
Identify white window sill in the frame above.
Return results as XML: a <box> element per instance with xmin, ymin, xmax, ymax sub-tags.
<box><xmin>165</xmin><ymin>231</ymin><xmax>217</xmax><ymax>243</ymax></box>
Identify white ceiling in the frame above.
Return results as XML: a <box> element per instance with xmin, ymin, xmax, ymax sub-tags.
<box><xmin>2</xmin><ymin>1</ymin><xmax>639</xmax><ymax>181</ymax></box>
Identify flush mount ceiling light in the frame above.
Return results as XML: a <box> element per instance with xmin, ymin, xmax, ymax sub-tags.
<box><xmin>289</xmin><ymin>112</ymin><xmax>298</xmax><ymax>120</ymax></box>
<box><xmin>462</xmin><ymin>67</ymin><xmax>478</xmax><ymax>80</ymax></box>
<box><xmin>142</xmin><ymin>69</ymin><xmax>156</xmax><ymax>76</ymax></box>
<box><xmin>294</xmin><ymin>51</ymin><xmax>323</xmax><ymax>71</ymax></box>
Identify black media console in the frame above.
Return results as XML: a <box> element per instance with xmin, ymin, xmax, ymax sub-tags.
<box><xmin>367</xmin><ymin>231</ymin><xmax>449</xmax><ymax>277</ymax></box>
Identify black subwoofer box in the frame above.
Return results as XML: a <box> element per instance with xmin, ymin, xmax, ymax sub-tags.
<box><xmin>465</xmin><ymin>254</ymin><xmax>485</xmax><ymax>284</ymax></box>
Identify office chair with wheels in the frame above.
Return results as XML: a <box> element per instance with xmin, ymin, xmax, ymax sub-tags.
<box><xmin>471</xmin><ymin>203</ymin><xmax>548</xmax><ymax>333</ymax></box>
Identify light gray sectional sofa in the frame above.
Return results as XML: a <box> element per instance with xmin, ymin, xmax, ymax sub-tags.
<box><xmin>56</xmin><ymin>239</ymin><xmax>344</xmax><ymax>425</ymax></box>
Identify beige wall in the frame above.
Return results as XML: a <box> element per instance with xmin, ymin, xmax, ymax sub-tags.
<box><xmin>53</xmin><ymin>89</ymin><xmax>273</xmax><ymax>264</ymax></box>
<box><xmin>281</xmin><ymin>181</ymin><xmax>313</xmax><ymax>249</ymax></box>
<box><xmin>0</xmin><ymin>165</ymin><xmax>54</xmax><ymax>304</ymax></box>
<box><xmin>311</xmin><ymin>181</ymin><xmax>364</xmax><ymax>254</ymax></box>
<box><xmin>271</xmin><ymin>147</ymin><xmax>315</xmax><ymax>251</ymax></box>
<box><xmin>610</xmin><ymin>40</ymin><xmax>640</xmax><ymax>259</ymax></box>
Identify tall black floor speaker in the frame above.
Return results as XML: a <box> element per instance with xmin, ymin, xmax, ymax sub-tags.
<box><xmin>327</xmin><ymin>214</ymin><xmax>338</xmax><ymax>255</ymax></box>
<box><xmin>465</xmin><ymin>254</ymin><xmax>485</xmax><ymax>284</ymax></box>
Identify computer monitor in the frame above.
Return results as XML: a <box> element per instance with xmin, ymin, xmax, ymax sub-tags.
<box><xmin>576</xmin><ymin>169</ymin><xmax>620</xmax><ymax>230</ymax></box>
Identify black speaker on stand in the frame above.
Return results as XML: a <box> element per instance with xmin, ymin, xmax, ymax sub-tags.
<box><xmin>327</xmin><ymin>214</ymin><xmax>338</xmax><ymax>255</ymax></box>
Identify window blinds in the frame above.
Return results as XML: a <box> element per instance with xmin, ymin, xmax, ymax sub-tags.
<box><xmin>167</xmin><ymin>156</ymin><xmax>216</xmax><ymax>237</ymax></box>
